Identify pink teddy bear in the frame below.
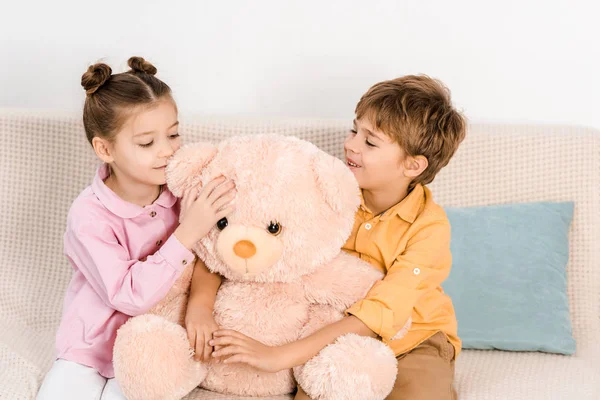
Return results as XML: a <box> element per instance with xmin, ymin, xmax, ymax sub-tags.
<box><xmin>113</xmin><ymin>135</ymin><xmax>402</xmax><ymax>400</ymax></box>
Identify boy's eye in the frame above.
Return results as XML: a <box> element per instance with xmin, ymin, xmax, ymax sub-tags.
<box><xmin>350</xmin><ymin>129</ymin><xmax>357</xmax><ymax>134</ymax></box>
<box><xmin>138</xmin><ymin>141</ymin><xmax>154</xmax><ymax>148</ymax></box>
<box><xmin>169</xmin><ymin>133</ymin><xmax>180</xmax><ymax>139</ymax></box>
<box><xmin>366</xmin><ymin>140</ymin><xmax>376</xmax><ymax>147</ymax></box>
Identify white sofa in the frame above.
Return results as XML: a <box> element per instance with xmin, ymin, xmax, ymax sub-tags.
<box><xmin>1</xmin><ymin>108</ymin><xmax>599</xmax><ymax>400</ymax></box>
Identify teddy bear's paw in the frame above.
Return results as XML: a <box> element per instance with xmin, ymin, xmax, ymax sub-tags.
<box><xmin>114</xmin><ymin>314</ymin><xmax>208</xmax><ymax>400</ymax></box>
<box><xmin>294</xmin><ymin>333</ymin><xmax>397</xmax><ymax>400</ymax></box>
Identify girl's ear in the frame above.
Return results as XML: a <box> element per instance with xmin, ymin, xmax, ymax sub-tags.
<box><xmin>91</xmin><ymin>136</ymin><xmax>114</xmax><ymax>164</ymax></box>
<box><xmin>165</xmin><ymin>142</ymin><xmax>218</xmax><ymax>197</ymax></box>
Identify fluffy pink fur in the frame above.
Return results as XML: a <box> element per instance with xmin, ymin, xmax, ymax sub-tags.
<box><xmin>113</xmin><ymin>135</ymin><xmax>400</xmax><ymax>400</ymax></box>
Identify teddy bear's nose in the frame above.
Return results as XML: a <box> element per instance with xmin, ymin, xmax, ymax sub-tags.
<box><xmin>233</xmin><ymin>240</ymin><xmax>256</xmax><ymax>259</ymax></box>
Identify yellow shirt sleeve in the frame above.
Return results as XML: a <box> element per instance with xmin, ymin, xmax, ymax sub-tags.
<box><xmin>346</xmin><ymin>219</ymin><xmax>452</xmax><ymax>342</ymax></box>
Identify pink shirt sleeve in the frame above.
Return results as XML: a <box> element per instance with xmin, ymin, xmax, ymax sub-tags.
<box><xmin>64</xmin><ymin>221</ymin><xmax>195</xmax><ymax>316</ymax></box>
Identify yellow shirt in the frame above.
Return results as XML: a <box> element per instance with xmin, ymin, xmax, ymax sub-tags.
<box><xmin>344</xmin><ymin>184</ymin><xmax>461</xmax><ymax>357</ymax></box>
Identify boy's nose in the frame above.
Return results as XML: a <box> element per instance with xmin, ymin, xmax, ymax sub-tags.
<box><xmin>344</xmin><ymin>139</ymin><xmax>359</xmax><ymax>155</ymax></box>
<box><xmin>344</xmin><ymin>133</ymin><xmax>360</xmax><ymax>152</ymax></box>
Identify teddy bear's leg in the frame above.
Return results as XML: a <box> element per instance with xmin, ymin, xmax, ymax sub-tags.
<box><xmin>113</xmin><ymin>314</ymin><xmax>208</xmax><ymax>400</ymax></box>
<box><xmin>293</xmin><ymin>306</ymin><xmax>397</xmax><ymax>400</ymax></box>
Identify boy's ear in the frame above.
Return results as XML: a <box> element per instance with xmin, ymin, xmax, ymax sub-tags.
<box><xmin>165</xmin><ymin>142</ymin><xmax>218</xmax><ymax>197</ymax></box>
<box><xmin>311</xmin><ymin>150</ymin><xmax>361</xmax><ymax>213</ymax></box>
<box><xmin>403</xmin><ymin>155</ymin><xmax>428</xmax><ymax>179</ymax></box>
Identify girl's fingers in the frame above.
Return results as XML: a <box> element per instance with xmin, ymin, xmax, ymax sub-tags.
<box><xmin>188</xmin><ymin>328</ymin><xmax>199</xmax><ymax>361</ymax></box>
<box><xmin>180</xmin><ymin>188</ymin><xmax>197</xmax><ymax>220</ymax></box>
<box><xmin>186</xmin><ymin>327</ymin><xmax>195</xmax><ymax>349</ymax></box>
<box><xmin>195</xmin><ymin>331</ymin><xmax>205</xmax><ymax>361</ymax></box>
<box><xmin>198</xmin><ymin>176</ymin><xmax>227</xmax><ymax>200</ymax></box>
<box><xmin>211</xmin><ymin>191</ymin><xmax>235</xmax><ymax>211</ymax></box>
<box><xmin>215</xmin><ymin>205</ymin><xmax>235</xmax><ymax>220</ymax></box>
<box><xmin>202</xmin><ymin>331</ymin><xmax>213</xmax><ymax>361</ymax></box>
<box><xmin>206</xmin><ymin>180</ymin><xmax>235</xmax><ymax>204</ymax></box>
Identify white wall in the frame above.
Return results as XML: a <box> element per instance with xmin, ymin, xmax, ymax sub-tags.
<box><xmin>1</xmin><ymin>0</ymin><xmax>598</xmax><ymax>128</ymax></box>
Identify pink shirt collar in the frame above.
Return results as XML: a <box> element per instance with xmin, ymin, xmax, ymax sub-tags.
<box><xmin>91</xmin><ymin>163</ymin><xmax>178</xmax><ymax>219</ymax></box>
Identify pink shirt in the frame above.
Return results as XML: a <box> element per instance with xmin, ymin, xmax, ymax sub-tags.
<box><xmin>55</xmin><ymin>163</ymin><xmax>195</xmax><ymax>378</ymax></box>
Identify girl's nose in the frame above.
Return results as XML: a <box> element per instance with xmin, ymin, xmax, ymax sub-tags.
<box><xmin>159</xmin><ymin>141</ymin><xmax>175</xmax><ymax>158</ymax></box>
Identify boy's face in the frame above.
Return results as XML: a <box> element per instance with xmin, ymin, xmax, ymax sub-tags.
<box><xmin>344</xmin><ymin>117</ymin><xmax>407</xmax><ymax>191</ymax></box>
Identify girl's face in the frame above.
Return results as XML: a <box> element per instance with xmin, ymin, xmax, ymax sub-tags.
<box><xmin>108</xmin><ymin>99</ymin><xmax>181</xmax><ymax>186</ymax></box>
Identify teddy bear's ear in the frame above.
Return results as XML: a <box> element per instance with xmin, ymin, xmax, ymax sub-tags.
<box><xmin>311</xmin><ymin>150</ymin><xmax>360</xmax><ymax>213</ymax></box>
<box><xmin>165</xmin><ymin>141</ymin><xmax>218</xmax><ymax>197</ymax></box>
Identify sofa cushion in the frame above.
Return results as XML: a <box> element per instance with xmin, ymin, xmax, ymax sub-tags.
<box><xmin>455</xmin><ymin>349</ymin><xmax>600</xmax><ymax>399</ymax></box>
<box><xmin>444</xmin><ymin>201</ymin><xmax>576</xmax><ymax>354</ymax></box>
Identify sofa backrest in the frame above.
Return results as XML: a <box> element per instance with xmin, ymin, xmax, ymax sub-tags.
<box><xmin>1</xmin><ymin>109</ymin><xmax>598</xmax><ymax>358</ymax></box>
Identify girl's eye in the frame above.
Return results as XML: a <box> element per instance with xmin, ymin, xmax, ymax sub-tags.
<box><xmin>350</xmin><ymin>129</ymin><xmax>357</xmax><ymax>135</ymax></box>
<box><xmin>139</xmin><ymin>141</ymin><xmax>154</xmax><ymax>148</ymax></box>
<box><xmin>169</xmin><ymin>133</ymin><xmax>180</xmax><ymax>139</ymax></box>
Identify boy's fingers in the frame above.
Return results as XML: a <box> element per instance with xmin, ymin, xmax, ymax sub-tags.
<box><xmin>210</xmin><ymin>335</ymin><xmax>245</xmax><ymax>347</ymax></box>
<box><xmin>213</xmin><ymin>345</ymin><xmax>245</xmax><ymax>358</ymax></box>
<box><xmin>224</xmin><ymin>354</ymin><xmax>250</xmax><ymax>365</ymax></box>
<box><xmin>213</xmin><ymin>329</ymin><xmax>247</xmax><ymax>339</ymax></box>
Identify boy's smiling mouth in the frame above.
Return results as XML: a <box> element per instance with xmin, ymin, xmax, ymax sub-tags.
<box><xmin>346</xmin><ymin>157</ymin><xmax>361</xmax><ymax>169</ymax></box>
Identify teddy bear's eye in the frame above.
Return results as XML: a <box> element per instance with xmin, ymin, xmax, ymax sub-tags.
<box><xmin>216</xmin><ymin>217</ymin><xmax>228</xmax><ymax>231</ymax></box>
<box><xmin>267</xmin><ymin>221</ymin><xmax>282</xmax><ymax>236</ymax></box>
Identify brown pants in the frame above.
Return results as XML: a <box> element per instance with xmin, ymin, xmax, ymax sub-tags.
<box><xmin>386</xmin><ymin>332</ymin><xmax>458</xmax><ymax>400</ymax></box>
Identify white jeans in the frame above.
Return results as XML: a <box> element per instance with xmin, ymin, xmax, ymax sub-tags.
<box><xmin>36</xmin><ymin>359</ymin><xmax>127</xmax><ymax>400</ymax></box>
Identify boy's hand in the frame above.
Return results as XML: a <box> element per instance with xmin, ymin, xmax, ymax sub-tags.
<box><xmin>185</xmin><ymin>304</ymin><xmax>220</xmax><ymax>362</ymax></box>
<box><xmin>210</xmin><ymin>330</ymin><xmax>293</xmax><ymax>372</ymax></box>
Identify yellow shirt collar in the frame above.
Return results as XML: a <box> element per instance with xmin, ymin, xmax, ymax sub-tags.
<box><xmin>360</xmin><ymin>183</ymin><xmax>425</xmax><ymax>224</ymax></box>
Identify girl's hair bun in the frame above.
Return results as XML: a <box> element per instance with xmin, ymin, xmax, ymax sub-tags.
<box><xmin>81</xmin><ymin>63</ymin><xmax>112</xmax><ymax>95</ymax></box>
<box><xmin>128</xmin><ymin>56</ymin><xmax>157</xmax><ymax>76</ymax></box>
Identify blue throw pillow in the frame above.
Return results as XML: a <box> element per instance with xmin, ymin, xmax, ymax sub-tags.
<box><xmin>443</xmin><ymin>201</ymin><xmax>576</xmax><ymax>355</ymax></box>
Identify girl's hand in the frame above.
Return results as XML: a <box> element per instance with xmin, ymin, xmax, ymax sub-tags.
<box><xmin>176</xmin><ymin>177</ymin><xmax>236</xmax><ymax>249</ymax></box>
<box><xmin>209</xmin><ymin>330</ymin><xmax>292</xmax><ymax>373</ymax></box>
<box><xmin>185</xmin><ymin>302</ymin><xmax>220</xmax><ymax>362</ymax></box>
<box><xmin>178</xmin><ymin>187</ymin><xmax>197</xmax><ymax>224</ymax></box>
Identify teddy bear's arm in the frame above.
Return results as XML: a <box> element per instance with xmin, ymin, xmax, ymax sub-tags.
<box><xmin>301</xmin><ymin>252</ymin><xmax>383</xmax><ymax>312</ymax></box>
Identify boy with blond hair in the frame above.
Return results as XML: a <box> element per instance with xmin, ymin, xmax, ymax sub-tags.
<box><xmin>207</xmin><ymin>75</ymin><xmax>467</xmax><ymax>400</ymax></box>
